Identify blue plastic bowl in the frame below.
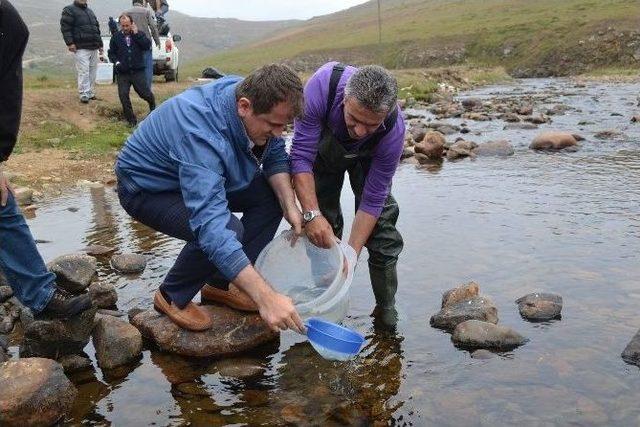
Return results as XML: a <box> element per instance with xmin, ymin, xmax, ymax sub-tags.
<box><xmin>305</xmin><ymin>318</ymin><xmax>365</xmax><ymax>360</ymax></box>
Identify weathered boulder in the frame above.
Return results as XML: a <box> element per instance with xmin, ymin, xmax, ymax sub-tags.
<box><xmin>111</xmin><ymin>253</ymin><xmax>147</xmax><ymax>274</ymax></box>
<box><xmin>622</xmin><ymin>330</ymin><xmax>640</xmax><ymax>367</ymax></box>
<box><xmin>213</xmin><ymin>358</ymin><xmax>266</xmax><ymax>379</ymax></box>
<box><xmin>515</xmin><ymin>105</ymin><xmax>533</xmax><ymax>115</ymax></box>
<box><xmin>47</xmin><ymin>253</ymin><xmax>97</xmax><ymax>293</ymax></box>
<box><xmin>446</xmin><ymin>139</ymin><xmax>478</xmax><ymax>161</ymax></box>
<box><xmin>530</xmin><ymin>132</ymin><xmax>578</xmax><ymax>151</ymax></box>
<box><xmin>20</xmin><ymin>307</ymin><xmax>97</xmax><ymax>358</ymax></box>
<box><xmin>500</xmin><ymin>112</ymin><xmax>520</xmax><ymax>122</ymax></box>
<box><xmin>401</xmin><ymin>147</ymin><xmax>415</xmax><ymax>160</ymax></box>
<box><xmin>88</xmin><ymin>282</ymin><xmax>118</xmax><ymax>309</ymax></box>
<box><xmin>92</xmin><ymin>316</ymin><xmax>143</xmax><ymax>370</ymax></box>
<box><xmin>441</xmin><ymin>281</ymin><xmax>480</xmax><ymax>308</ymax></box>
<box><xmin>408</xmin><ymin>122</ymin><xmax>428</xmax><ymax>142</ymax></box>
<box><xmin>428</xmin><ymin>121</ymin><xmax>460</xmax><ymax>135</ymax></box>
<box><xmin>0</xmin><ymin>358</ymin><xmax>77</xmax><ymax>427</ymax></box>
<box><xmin>461</xmin><ymin>97</ymin><xmax>483</xmax><ymax>111</ymax></box>
<box><xmin>58</xmin><ymin>353</ymin><xmax>92</xmax><ymax>373</ymax></box>
<box><xmin>130</xmin><ymin>304</ymin><xmax>278</xmax><ymax>357</ymax></box>
<box><xmin>524</xmin><ymin>114</ymin><xmax>550</xmax><ymax>124</ymax></box>
<box><xmin>472</xmin><ymin>140</ymin><xmax>514</xmax><ymax>157</ymax></box>
<box><xmin>430</xmin><ymin>296</ymin><xmax>498</xmax><ymax>331</ymax></box>
<box><xmin>414</xmin><ymin>131</ymin><xmax>445</xmax><ymax>160</ymax></box>
<box><xmin>452</xmin><ymin>320</ymin><xmax>527</xmax><ymax>350</ymax></box>
<box><xmin>0</xmin><ymin>286</ymin><xmax>13</xmax><ymax>303</ymax></box>
<box><xmin>13</xmin><ymin>187</ymin><xmax>33</xmax><ymax>206</ymax></box>
<box><xmin>515</xmin><ymin>292</ymin><xmax>562</xmax><ymax>321</ymax></box>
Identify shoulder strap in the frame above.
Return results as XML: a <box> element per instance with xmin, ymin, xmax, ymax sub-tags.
<box><xmin>325</xmin><ymin>63</ymin><xmax>345</xmax><ymax>123</ymax></box>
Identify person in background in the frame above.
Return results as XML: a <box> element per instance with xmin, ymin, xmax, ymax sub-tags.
<box><xmin>60</xmin><ymin>0</ymin><xmax>103</xmax><ymax>104</ymax></box>
<box><xmin>108</xmin><ymin>16</ymin><xmax>118</xmax><ymax>37</ymax></box>
<box><xmin>1</xmin><ymin>0</ymin><xmax>93</xmax><ymax>318</ymax></box>
<box><xmin>108</xmin><ymin>14</ymin><xmax>156</xmax><ymax>127</ymax></box>
<box><xmin>125</xmin><ymin>0</ymin><xmax>161</xmax><ymax>89</ymax></box>
<box><xmin>147</xmin><ymin>0</ymin><xmax>169</xmax><ymax>35</ymax></box>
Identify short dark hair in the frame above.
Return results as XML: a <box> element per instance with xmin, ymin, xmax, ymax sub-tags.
<box><xmin>119</xmin><ymin>13</ymin><xmax>132</xmax><ymax>23</ymax></box>
<box><xmin>235</xmin><ymin>64</ymin><xmax>304</xmax><ymax>118</ymax></box>
<box><xmin>132</xmin><ymin>0</ymin><xmax>143</xmax><ymax>5</ymax></box>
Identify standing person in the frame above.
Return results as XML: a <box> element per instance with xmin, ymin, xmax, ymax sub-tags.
<box><xmin>125</xmin><ymin>0</ymin><xmax>161</xmax><ymax>90</ymax></box>
<box><xmin>60</xmin><ymin>0</ymin><xmax>104</xmax><ymax>104</ymax></box>
<box><xmin>147</xmin><ymin>0</ymin><xmax>169</xmax><ymax>35</ymax></box>
<box><xmin>0</xmin><ymin>0</ymin><xmax>93</xmax><ymax>318</ymax></box>
<box><xmin>115</xmin><ymin>64</ymin><xmax>306</xmax><ymax>333</ymax></box>
<box><xmin>291</xmin><ymin>62</ymin><xmax>405</xmax><ymax>328</ymax></box>
<box><xmin>108</xmin><ymin>14</ymin><xmax>156</xmax><ymax>127</ymax></box>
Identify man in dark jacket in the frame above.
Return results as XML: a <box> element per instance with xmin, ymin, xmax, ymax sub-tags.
<box><xmin>60</xmin><ymin>0</ymin><xmax>104</xmax><ymax>103</ymax></box>
<box><xmin>0</xmin><ymin>0</ymin><xmax>93</xmax><ymax>319</ymax></box>
<box><xmin>108</xmin><ymin>14</ymin><xmax>156</xmax><ymax>126</ymax></box>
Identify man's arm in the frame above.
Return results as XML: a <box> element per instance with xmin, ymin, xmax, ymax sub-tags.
<box><xmin>268</xmin><ymin>172</ymin><xmax>302</xmax><ymax>235</ymax></box>
<box><xmin>60</xmin><ymin>7</ymin><xmax>75</xmax><ymax>49</ymax></box>
<box><xmin>107</xmin><ymin>35</ymin><xmax>118</xmax><ymax>64</ymax></box>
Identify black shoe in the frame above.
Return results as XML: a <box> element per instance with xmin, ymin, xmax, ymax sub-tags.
<box><xmin>41</xmin><ymin>287</ymin><xmax>92</xmax><ymax>318</ymax></box>
<box><xmin>80</xmin><ymin>96</ymin><xmax>90</xmax><ymax>104</ymax></box>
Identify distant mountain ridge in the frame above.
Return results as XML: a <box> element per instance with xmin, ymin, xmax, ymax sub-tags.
<box><xmin>14</xmin><ymin>0</ymin><xmax>298</xmax><ymax>72</ymax></box>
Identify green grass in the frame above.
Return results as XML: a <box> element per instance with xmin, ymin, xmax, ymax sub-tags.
<box><xmin>23</xmin><ymin>74</ymin><xmax>74</xmax><ymax>90</ymax></box>
<box><xmin>183</xmin><ymin>0</ymin><xmax>639</xmax><ymax>76</ymax></box>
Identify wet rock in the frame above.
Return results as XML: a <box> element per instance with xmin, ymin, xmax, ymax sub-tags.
<box><xmin>97</xmin><ymin>308</ymin><xmax>126</xmax><ymax>317</ymax></box>
<box><xmin>441</xmin><ymin>281</ymin><xmax>480</xmax><ymax>308</ymax></box>
<box><xmin>414</xmin><ymin>131</ymin><xmax>445</xmax><ymax>160</ymax></box>
<box><xmin>446</xmin><ymin>139</ymin><xmax>478</xmax><ymax>161</ymax></box>
<box><xmin>571</xmin><ymin>133</ymin><xmax>586</xmax><ymax>141</ymax></box>
<box><xmin>92</xmin><ymin>316</ymin><xmax>143</xmax><ymax>370</ymax></box>
<box><xmin>452</xmin><ymin>320</ymin><xmax>527</xmax><ymax>350</ymax></box>
<box><xmin>530</xmin><ymin>132</ymin><xmax>578</xmax><ymax>151</ymax></box>
<box><xmin>414</xmin><ymin>153</ymin><xmax>432</xmax><ymax>165</ymax></box>
<box><xmin>47</xmin><ymin>253</ymin><xmax>97</xmax><ymax>293</ymax></box>
<box><xmin>470</xmin><ymin>349</ymin><xmax>495</xmax><ymax>359</ymax></box>
<box><xmin>462</xmin><ymin>112</ymin><xmax>491</xmax><ymax>121</ymax></box>
<box><xmin>20</xmin><ymin>307</ymin><xmax>97</xmax><ymax>358</ymax></box>
<box><xmin>0</xmin><ymin>358</ymin><xmax>77</xmax><ymax>427</ymax></box>
<box><xmin>408</xmin><ymin>122</ymin><xmax>427</xmax><ymax>142</ymax></box>
<box><xmin>82</xmin><ymin>245</ymin><xmax>116</xmax><ymax>256</ymax></box>
<box><xmin>622</xmin><ymin>329</ymin><xmax>640</xmax><ymax>367</ymax></box>
<box><xmin>0</xmin><ymin>334</ymin><xmax>8</xmax><ymax>350</ymax></box>
<box><xmin>213</xmin><ymin>358</ymin><xmax>266</xmax><ymax>379</ymax></box>
<box><xmin>430</xmin><ymin>296</ymin><xmax>498</xmax><ymax>331</ymax></box>
<box><xmin>500</xmin><ymin>112</ymin><xmax>520</xmax><ymax>122</ymax></box>
<box><xmin>461</xmin><ymin>98</ymin><xmax>483</xmax><ymax>111</ymax></box>
<box><xmin>472</xmin><ymin>140</ymin><xmax>514</xmax><ymax>157</ymax></box>
<box><xmin>546</xmin><ymin>104</ymin><xmax>571</xmax><ymax>116</ymax></box>
<box><xmin>0</xmin><ymin>349</ymin><xmax>8</xmax><ymax>363</ymax></box>
<box><xmin>88</xmin><ymin>282</ymin><xmax>118</xmax><ymax>309</ymax></box>
<box><xmin>0</xmin><ymin>286</ymin><xmax>13</xmax><ymax>303</ymax></box>
<box><xmin>0</xmin><ymin>316</ymin><xmax>15</xmax><ymax>334</ymax></box>
<box><xmin>130</xmin><ymin>304</ymin><xmax>278</xmax><ymax>357</ymax></box>
<box><xmin>13</xmin><ymin>187</ymin><xmax>33</xmax><ymax>206</ymax></box>
<box><xmin>515</xmin><ymin>105</ymin><xmax>533</xmax><ymax>115</ymax></box>
<box><xmin>631</xmin><ymin>115</ymin><xmax>640</xmax><ymax>123</ymax></box>
<box><xmin>429</xmin><ymin>123</ymin><xmax>459</xmax><ymax>135</ymax></box>
<box><xmin>515</xmin><ymin>292</ymin><xmax>562</xmax><ymax>321</ymax></box>
<box><xmin>401</xmin><ymin>147</ymin><xmax>415</xmax><ymax>159</ymax></box>
<box><xmin>524</xmin><ymin>114</ymin><xmax>550</xmax><ymax>124</ymax></box>
<box><xmin>504</xmin><ymin>123</ymin><xmax>538</xmax><ymax>130</ymax></box>
<box><xmin>594</xmin><ymin>129</ymin><xmax>624</xmax><ymax>140</ymax></box>
<box><xmin>58</xmin><ymin>353</ymin><xmax>92</xmax><ymax>373</ymax></box>
<box><xmin>111</xmin><ymin>253</ymin><xmax>147</xmax><ymax>274</ymax></box>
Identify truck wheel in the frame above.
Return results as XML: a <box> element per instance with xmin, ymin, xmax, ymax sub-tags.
<box><xmin>165</xmin><ymin>69</ymin><xmax>176</xmax><ymax>82</ymax></box>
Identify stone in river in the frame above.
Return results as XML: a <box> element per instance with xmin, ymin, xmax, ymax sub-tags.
<box><xmin>0</xmin><ymin>358</ymin><xmax>77</xmax><ymax>427</ymax></box>
<box><xmin>621</xmin><ymin>329</ymin><xmax>640</xmax><ymax>367</ymax></box>
<box><xmin>515</xmin><ymin>292</ymin><xmax>562</xmax><ymax>321</ymax></box>
<box><xmin>130</xmin><ymin>304</ymin><xmax>278</xmax><ymax>357</ymax></box>
<box><xmin>82</xmin><ymin>245</ymin><xmax>116</xmax><ymax>256</ymax></box>
<box><xmin>110</xmin><ymin>253</ymin><xmax>147</xmax><ymax>274</ymax></box>
<box><xmin>430</xmin><ymin>296</ymin><xmax>498</xmax><ymax>331</ymax></box>
<box><xmin>88</xmin><ymin>282</ymin><xmax>118</xmax><ymax>309</ymax></box>
<box><xmin>441</xmin><ymin>281</ymin><xmax>480</xmax><ymax>308</ymax></box>
<box><xmin>529</xmin><ymin>132</ymin><xmax>577</xmax><ymax>151</ymax></box>
<box><xmin>47</xmin><ymin>253</ymin><xmax>97</xmax><ymax>293</ymax></box>
<box><xmin>452</xmin><ymin>320</ymin><xmax>527</xmax><ymax>350</ymax></box>
<box><xmin>92</xmin><ymin>316</ymin><xmax>143</xmax><ymax>370</ymax></box>
<box><xmin>472</xmin><ymin>140</ymin><xmax>514</xmax><ymax>157</ymax></box>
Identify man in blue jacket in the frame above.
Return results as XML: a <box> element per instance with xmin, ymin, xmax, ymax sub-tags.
<box><xmin>115</xmin><ymin>64</ymin><xmax>306</xmax><ymax>333</ymax></box>
<box><xmin>108</xmin><ymin>14</ymin><xmax>156</xmax><ymax>127</ymax></box>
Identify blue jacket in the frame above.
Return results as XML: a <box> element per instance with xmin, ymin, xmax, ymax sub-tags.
<box><xmin>115</xmin><ymin>77</ymin><xmax>290</xmax><ymax>280</ymax></box>
<box><xmin>108</xmin><ymin>30</ymin><xmax>150</xmax><ymax>73</ymax></box>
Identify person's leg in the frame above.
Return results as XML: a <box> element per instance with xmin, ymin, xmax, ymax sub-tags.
<box><xmin>130</xmin><ymin>70</ymin><xmax>156</xmax><ymax>113</ymax></box>
<box><xmin>117</xmin><ymin>183</ymin><xmax>243</xmax><ymax>308</ymax></box>
<box><xmin>144</xmin><ymin>49</ymin><xmax>153</xmax><ymax>90</ymax></box>
<box><xmin>75</xmin><ymin>49</ymin><xmax>91</xmax><ymax>101</ymax></box>
<box><xmin>88</xmin><ymin>49</ymin><xmax>98</xmax><ymax>98</ymax></box>
<box><xmin>117</xmin><ymin>73</ymin><xmax>136</xmax><ymax>125</ymax></box>
<box><xmin>0</xmin><ymin>193</ymin><xmax>55</xmax><ymax>312</ymax></box>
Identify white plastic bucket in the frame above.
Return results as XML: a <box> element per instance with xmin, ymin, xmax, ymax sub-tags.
<box><xmin>96</xmin><ymin>62</ymin><xmax>113</xmax><ymax>85</ymax></box>
<box><xmin>255</xmin><ymin>230</ymin><xmax>356</xmax><ymax>323</ymax></box>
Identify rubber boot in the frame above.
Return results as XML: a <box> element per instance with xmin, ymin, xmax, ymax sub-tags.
<box><xmin>369</xmin><ymin>263</ymin><xmax>399</xmax><ymax>329</ymax></box>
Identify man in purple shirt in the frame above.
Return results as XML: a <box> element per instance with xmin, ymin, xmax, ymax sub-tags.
<box><xmin>291</xmin><ymin>62</ymin><xmax>405</xmax><ymax>328</ymax></box>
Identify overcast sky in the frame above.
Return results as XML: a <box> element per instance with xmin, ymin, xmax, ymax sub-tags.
<box><xmin>170</xmin><ymin>0</ymin><xmax>370</xmax><ymax>21</ymax></box>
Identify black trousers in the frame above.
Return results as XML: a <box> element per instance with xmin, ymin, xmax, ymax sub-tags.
<box><xmin>116</xmin><ymin>70</ymin><xmax>155</xmax><ymax>125</ymax></box>
<box><xmin>0</xmin><ymin>0</ymin><xmax>29</xmax><ymax>161</ymax></box>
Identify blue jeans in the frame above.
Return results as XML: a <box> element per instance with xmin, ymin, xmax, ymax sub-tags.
<box><xmin>0</xmin><ymin>193</ymin><xmax>55</xmax><ymax>312</ymax></box>
<box><xmin>144</xmin><ymin>49</ymin><xmax>153</xmax><ymax>89</ymax></box>
<box><xmin>116</xmin><ymin>170</ymin><xmax>283</xmax><ymax>308</ymax></box>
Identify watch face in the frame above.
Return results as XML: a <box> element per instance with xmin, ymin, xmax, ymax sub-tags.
<box><xmin>303</xmin><ymin>211</ymin><xmax>313</xmax><ymax>221</ymax></box>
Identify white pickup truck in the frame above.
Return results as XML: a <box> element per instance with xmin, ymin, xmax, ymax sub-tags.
<box><xmin>100</xmin><ymin>32</ymin><xmax>181</xmax><ymax>83</ymax></box>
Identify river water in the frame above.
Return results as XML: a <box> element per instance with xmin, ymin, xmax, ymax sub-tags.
<box><xmin>15</xmin><ymin>78</ymin><xmax>640</xmax><ymax>425</ymax></box>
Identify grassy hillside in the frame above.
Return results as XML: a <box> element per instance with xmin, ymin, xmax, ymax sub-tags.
<box><xmin>186</xmin><ymin>0</ymin><xmax>640</xmax><ymax>76</ymax></box>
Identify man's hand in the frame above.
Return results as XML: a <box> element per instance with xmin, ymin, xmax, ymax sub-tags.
<box><xmin>0</xmin><ymin>164</ymin><xmax>15</xmax><ymax>207</ymax></box>
<box><xmin>255</xmin><ymin>288</ymin><xmax>305</xmax><ymax>334</ymax></box>
<box><xmin>131</xmin><ymin>23</ymin><xmax>139</xmax><ymax>34</ymax></box>
<box><xmin>68</xmin><ymin>44</ymin><xmax>77</xmax><ymax>53</ymax></box>
<box><xmin>305</xmin><ymin>215</ymin><xmax>335</xmax><ymax>249</ymax></box>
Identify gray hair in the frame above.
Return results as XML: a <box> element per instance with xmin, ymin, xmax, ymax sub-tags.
<box><xmin>344</xmin><ymin>65</ymin><xmax>398</xmax><ymax>114</ymax></box>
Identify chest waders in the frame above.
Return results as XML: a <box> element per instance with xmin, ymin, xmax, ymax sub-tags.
<box><xmin>312</xmin><ymin>64</ymin><xmax>404</xmax><ymax>327</ymax></box>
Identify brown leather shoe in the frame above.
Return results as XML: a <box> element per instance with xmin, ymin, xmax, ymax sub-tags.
<box><xmin>153</xmin><ymin>291</ymin><xmax>213</xmax><ymax>331</ymax></box>
<box><xmin>200</xmin><ymin>284</ymin><xmax>258</xmax><ymax>312</ymax></box>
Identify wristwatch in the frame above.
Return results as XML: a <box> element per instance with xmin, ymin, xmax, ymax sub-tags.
<box><xmin>303</xmin><ymin>209</ymin><xmax>322</xmax><ymax>223</ymax></box>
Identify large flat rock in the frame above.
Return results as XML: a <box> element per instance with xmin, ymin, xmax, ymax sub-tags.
<box><xmin>452</xmin><ymin>320</ymin><xmax>527</xmax><ymax>351</ymax></box>
<box><xmin>430</xmin><ymin>296</ymin><xmax>498</xmax><ymax>331</ymax></box>
<box><xmin>130</xmin><ymin>304</ymin><xmax>278</xmax><ymax>357</ymax></box>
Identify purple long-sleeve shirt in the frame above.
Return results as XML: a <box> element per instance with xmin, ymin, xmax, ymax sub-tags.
<box><xmin>291</xmin><ymin>61</ymin><xmax>405</xmax><ymax>218</ymax></box>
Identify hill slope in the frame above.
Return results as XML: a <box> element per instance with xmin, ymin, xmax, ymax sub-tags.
<box><xmin>187</xmin><ymin>0</ymin><xmax>640</xmax><ymax>76</ymax></box>
<box><xmin>14</xmin><ymin>0</ymin><xmax>297</xmax><ymax>72</ymax></box>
